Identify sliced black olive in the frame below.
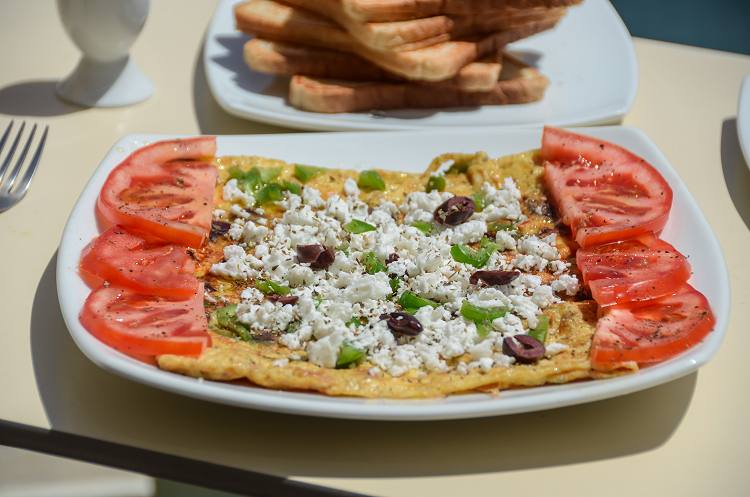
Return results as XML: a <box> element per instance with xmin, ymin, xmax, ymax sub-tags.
<box><xmin>209</xmin><ymin>220</ymin><xmax>231</xmax><ymax>241</ymax></box>
<box><xmin>433</xmin><ymin>196</ymin><xmax>475</xmax><ymax>226</ymax></box>
<box><xmin>386</xmin><ymin>253</ymin><xmax>400</xmax><ymax>264</ymax></box>
<box><xmin>296</xmin><ymin>244</ymin><xmax>335</xmax><ymax>270</ymax></box>
<box><xmin>470</xmin><ymin>270</ymin><xmax>521</xmax><ymax>286</ymax></box>
<box><xmin>386</xmin><ymin>312</ymin><xmax>423</xmax><ymax>337</ymax></box>
<box><xmin>267</xmin><ymin>295</ymin><xmax>299</xmax><ymax>305</ymax></box>
<box><xmin>502</xmin><ymin>335</ymin><xmax>545</xmax><ymax>364</ymax></box>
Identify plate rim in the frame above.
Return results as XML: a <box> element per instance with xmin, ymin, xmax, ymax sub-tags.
<box><xmin>56</xmin><ymin>126</ymin><xmax>730</xmax><ymax>420</ymax></box>
<box><xmin>737</xmin><ymin>75</ymin><xmax>750</xmax><ymax>168</ymax></box>
<box><xmin>202</xmin><ymin>0</ymin><xmax>638</xmax><ymax>132</ymax></box>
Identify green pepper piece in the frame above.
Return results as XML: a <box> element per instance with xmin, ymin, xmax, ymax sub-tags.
<box><xmin>460</xmin><ymin>301</ymin><xmax>507</xmax><ymax>324</ymax></box>
<box><xmin>398</xmin><ymin>291</ymin><xmax>439</xmax><ymax>313</ymax></box>
<box><xmin>255</xmin><ymin>183</ymin><xmax>284</xmax><ymax>204</ymax></box>
<box><xmin>229</xmin><ymin>167</ymin><xmax>261</xmax><ymax>193</ymax></box>
<box><xmin>294</xmin><ymin>164</ymin><xmax>325</xmax><ymax>183</ymax></box>
<box><xmin>450</xmin><ymin>238</ymin><xmax>498</xmax><ymax>268</ymax></box>
<box><xmin>476</xmin><ymin>321</ymin><xmax>491</xmax><ymax>339</ymax></box>
<box><xmin>357</xmin><ymin>170</ymin><xmax>386</xmax><ymax>191</ymax></box>
<box><xmin>280</xmin><ymin>181</ymin><xmax>302</xmax><ymax>195</ymax></box>
<box><xmin>208</xmin><ymin>304</ymin><xmax>252</xmax><ymax>342</ymax></box>
<box><xmin>344</xmin><ymin>219</ymin><xmax>376</xmax><ymax>234</ymax></box>
<box><xmin>472</xmin><ymin>192</ymin><xmax>486</xmax><ymax>212</ymax></box>
<box><xmin>336</xmin><ymin>343</ymin><xmax>366</xmax><ymax>369</ymax></box>
<box><xmin>258</xmin><ymin>166</ymin><xmax>282</xmax><ymax>183</ymax></box>
<box><xmin>528</xmin><ymin>315</ymin><xmax>549</xmax><ymax>344</ymax></box>
<box><xmin>410</xmin><ymin>221</ymin><xmax>434</xmax><ymax>235</ymax></box>
<box><xmin>426</xmin><ymin>175</ymin><xmax>446</xmax><ymax>192</ymax></box>
<box><xmin>255</xmin><ymin>279</ymin><xmax>291</xmax><ymax>295</ymax></box>
<box><xmin>361</xmin><ymin>251</ymin><xmax>387</xmax><ymax>274</ymax></box>
<box><xmin>389</xmin><ymin>277</ymin><xmax>401</xmax><ymax>295</ymax></box>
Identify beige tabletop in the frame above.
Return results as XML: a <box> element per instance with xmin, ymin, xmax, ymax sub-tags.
<box><xmin>2</xmin><ymin>1</ymin><xmax>750</xmax><ymax>496</ymax></box>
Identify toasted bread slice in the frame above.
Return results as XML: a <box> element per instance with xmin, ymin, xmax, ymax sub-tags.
<box><xmin>244</xmin><ymin>38</ymin><xmax>502</xmax><ymax>92</ymax></box>
<box><xmin>282</xmin><ymin>0</ymin><xmax>567</xmax><ymax>50</ymax></box>
<box><xmin>339</xmin><ymin>0</ymin><xmax>582</xmax><ymax>22</ymax></box>
<box><xmin>235</xmin><ymin>0</ymin><xmax>560</xmax><ymax>81</ymax></box>
<box><xmin>288</xmin><ymin>54</ymin><xmax>549</xmax><ymax>113</ymax></box>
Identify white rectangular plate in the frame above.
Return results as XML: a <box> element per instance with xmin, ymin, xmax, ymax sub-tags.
<box><xmin>57</xmin><ymin>127</ymin><xmax>729</xmax><ymax>420</ymax></box>
<box><xmin>204</xmin><ymin>0</ymin><xmax>638</xmax><ymax>131</ymax></box>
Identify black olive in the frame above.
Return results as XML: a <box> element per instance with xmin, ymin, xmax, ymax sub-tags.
<box><xmin>386</xmin><ymin>312</ymin><xmax>423</xmax><ymax>337</ymax></box>
<box><xmin>502</xmin><ymin>335</ymin><xmax>545</xmax><ymax>364</ymax></box>
<box><xmin>209</xmin><ymin>220</ymin><xmax>231</xmax><ymax>241</ymax></box>
<box><xmin>433</xmin><ymin>196</ymin><xmax>475</xmax><ymax>226</ymax></box>
<box><xmin>296</xmin><ymin>244</ymin><xmax>335</xmax><ymax>270</ymax></box>
<box><xmin>267</xmin><ymin>295</ymin><xmax>299</xmax><ymax>305</ymax></box>
<box><xmin>470</xmin><ymin>270</ymin><xmax>521</xmax><ymax>286</ymax></box>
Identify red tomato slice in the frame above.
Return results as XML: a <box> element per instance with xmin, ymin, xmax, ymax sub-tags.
<box><xmin>576</xmin><ymin>234</ymin><xmax>691</xmax><ymax>307</ymax></box>
<box><xmin>80</xmin><ymin>226</ymin><xmax>198</xmax><ymax>298</ymax></box>
<box><xmin>541</xmin><ymin>127</ymin><xmax>673</xmax><ymax>247</ymax></box>
<box><xmin>590</xmin><ymin>284</ymin><xmax>715</xmax><ymax>369</ymax></box>
<box><xmin>80</xmin><ymin>284</ymin><xmax>210</xmax><ymax>357</ymax></box>
<box><xmin>97</xmin><ymin>137</ymin><xmax>218</xmax><ymax>248</ymax></box>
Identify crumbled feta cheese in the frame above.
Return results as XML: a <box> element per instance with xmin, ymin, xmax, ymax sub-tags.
<box><xmin>223</xmin><ymin>178</ymin><xmax>255</xmax><ymax>207</ymax></box>
<box><xmin>307</xmin><ymin>332</ymin><xmax>345</xmax><ymax>368</ymax></box>
<box><xmin>449</xmin><ymin>220</ymin><xmax>487</xmax><ymax>244</ymax></box>
<box><xmin>551</xmin><ymin>274</ymin><xmax>580</xmax><ymax>296</ymax></box>
<box><xmin>212</xmin><ymin>175</ymin><xmax>581</xmax><ymax>376</ymax></box>
<box><xmin>210</xmin><ymin>245</ymin><xmax>256</xmax><ymax>280</ymax></box>
<box><xmin>343</xmin><ymin>178</ymin><xmax>360</xmax><ymax>197</ymax></box>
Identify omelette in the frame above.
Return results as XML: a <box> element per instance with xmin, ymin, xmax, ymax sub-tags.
<box><xmin>157</xmin><ymin>150</ymin><xmax>637</xmax><ymax>398</ymax></box>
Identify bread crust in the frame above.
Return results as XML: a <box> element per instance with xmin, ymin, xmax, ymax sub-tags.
<box><xmin>235</xmin><ymin>0</ymin><xmax>560</xmax><ymax>81</ymax></box>
<box><xmin>288</xmin><ymin>54</ymin><xmax>549</xmax><ymax>113</ymax></box>
<box><xmin>245</xmin><ymin>39</ymin><xmax>503</xmax><ymax>91</ymax></box>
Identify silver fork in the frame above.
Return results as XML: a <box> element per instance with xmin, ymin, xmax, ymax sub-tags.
<box><xmin>0</xmin><ymin>121</ymin><xmax>49</xmax><ymax>213</ymax></box>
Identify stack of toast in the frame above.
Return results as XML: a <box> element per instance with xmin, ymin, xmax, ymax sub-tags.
<box><xmin>234</xmin><ymin>0</ymin><xmax>581</xmax><ymax>113</ymax></box>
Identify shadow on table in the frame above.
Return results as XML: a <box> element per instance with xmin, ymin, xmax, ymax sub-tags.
<box><xmin>190</xmin><ymin>34</ymin><xmax>291</xmax><ymax>135</ymax></box>
<box><xmin>0</xmin><ymin>80</ymin><xmax>84</xmax><ymax>117</ymax></box>
<box><xmin>31</xmin><ymin>253</ymin><xmax>697</xmax><ymax>480</ymax></box>
<box><xmin>720</xmin><ymin>118</ymin><xmax>750</xmax><ymax>231</ymax></box>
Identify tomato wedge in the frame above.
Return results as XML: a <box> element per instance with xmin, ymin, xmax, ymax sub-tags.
<box><xmin>80</xmin><ymin>226</ymin><xmax>198</xmax><ymax>298</ymax></box>
<box><xmin>80</xmin><ymin>284</ymin><xmax>210</xmax><ymax>357</ymax></box>
<box><xmin>576</xmin><ymin>234</ymin><xmax>691</xmax><ymax>307</ymax></box>
<box><xmin>541</xmin><ymin>127</ymin><xmax>673</xmax><ymax>247</ymax></box>
<box><xmin>590</xmin><ymin>284</ymin><xmax>714</xmax><ymax>369</ymax></box>
<box><xmin>97</xmin><ymin>137</ymin><xmax>218</xmax><ymax>248</ymax></box>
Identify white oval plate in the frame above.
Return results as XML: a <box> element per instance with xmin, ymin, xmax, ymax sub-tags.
<box><xmin>204</xmin><ymin>0</ymin><xmax>638</xmax><ymax>131</ymax></box>
<box><xmin>737</xmin><ymin>75</ymin><xmax>750</xmax><ymax>168</ymax></box>
<box><xmin>57</xmin><ymin>127</ymin><xmax>729</xmax><ymax>420</ymax></box>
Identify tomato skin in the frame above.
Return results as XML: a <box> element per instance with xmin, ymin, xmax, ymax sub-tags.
<box><xmin>576</xmin><ymin>234</ymin><xmax>691</xmax><ymax>307</ymax></box>
<box><xmin>590</xmin><ymin>284</ymin><xmax>715</xmax><ymax>369</ymax></box>
<box><xmin>80</xmin><ymin>284</ymin><xmax>210</xmax><ymax>357</ymax></box>
<box><xmin>79</xmin><ymin>226</ymin><xmax>198</xmax><ymax>298</ymax></box>
<box><xmin>541</xmin><ymin>127</ymin><xmax>673</xmax><ymax>248</ymax></box>
<box><xmin>97</xmin><ymin>137</ymin><xmax>218</xmax><ymax>248</ymax></box>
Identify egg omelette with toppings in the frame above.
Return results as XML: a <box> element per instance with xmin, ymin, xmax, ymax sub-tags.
<box><xmin>156</xmin><ymin>150</ymin><xmax>635</xmax><ymax>398</ymax></box>
<box><xmin>79</xmin><ymin>129</ymin><xmax>716</xmax><ymax>399</ymax></box>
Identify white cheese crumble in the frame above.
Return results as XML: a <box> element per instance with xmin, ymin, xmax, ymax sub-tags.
<box><xmin>210</xmin><ymin>176</ymin><xmax>579</xmax><ymax>376</ymax></box>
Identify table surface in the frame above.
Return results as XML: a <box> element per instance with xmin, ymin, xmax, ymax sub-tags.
<box><xmin>2</xmin><ymin>1</ymin><xmax>750</xmax><ymax>496</ymax></box>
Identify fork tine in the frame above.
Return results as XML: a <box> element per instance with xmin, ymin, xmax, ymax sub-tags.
<box><xmin>0</xmin><ymin>121</ymin><xmax>14</xmax><ymax>156</ymax></box>
<box><xmin>0</xmin><ymin>121</ymin><xmax>25</xmax><ymax>184</ymax></box>
<box><xmin>11</xmin><ymin>125</ymin><xmax>48</xmax><ymax>199</ymax></box>
<box><xmin>3</xmin><ymin>123</ymin><xmax>37</xmax><ymax>193</ymax></box>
